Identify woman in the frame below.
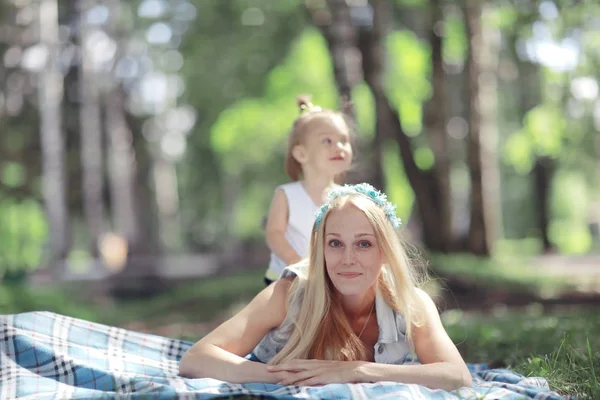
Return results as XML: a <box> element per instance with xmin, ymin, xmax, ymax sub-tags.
<box><xmin>179</xmin><ymin>183</ymin><xmax>472</xmax><ymax>392</ymax></box>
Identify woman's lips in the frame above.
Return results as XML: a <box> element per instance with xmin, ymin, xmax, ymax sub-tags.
<box><xmin>338</xmin><ymin>272</ymin><xmax>362</xmax><ymax>278</ymax></box>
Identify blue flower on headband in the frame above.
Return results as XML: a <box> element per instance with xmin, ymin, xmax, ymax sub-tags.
<box><xmin>314</xmin><ymin>183</ymin><xmax>402</xmax><ymax>231</ymax></box>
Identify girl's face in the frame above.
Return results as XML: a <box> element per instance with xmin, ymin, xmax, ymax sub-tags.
<box><xmin>295</xmin><ymin>114</ymin><xmax>352</xmax><ymax>178</ymax></box>
<box><xmin>323</xmin><ymin>203</ymin><xmax>383</xmax><ymax>297</ymax></box>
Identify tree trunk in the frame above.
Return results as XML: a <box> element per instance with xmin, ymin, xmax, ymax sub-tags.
<box><xmin>421</xmin><ymin>0</ymin><xmax>453</xmax><ymax>250</ymax></box>
<box><xmin>533</xmin><ymin>157</ymin><xmax>554</xmax><ymax>251</ymax></box>
<box><xmin>75</xmin><ymin>0</ymin><xmax>106</xmax><ymax>256</ymax></box>
<box><xmin>358</xmin><ymin>0</ymin><xmax>451</xmax><ymax>251</ymax></box>
<box><xmin>103</xmin><ymin>0</ymin><xmax>164</xmax><ymax>297</ymax></box>
<box><xmin>105</xmin><ymin>87</ymin><xmax>141</xmax><ymax>249</ymax></box>
<box><xmin>320</xmin><ymin>0</ymin><xmax>362</xmax><ymax>121</ymax></box>
<box><xmin>464</xmin><ymin>1</ymin><xmax>500</xmax><ymax>255</ymax></box>
<box><xmin>517</xmin><ymin>53</ymin><xmax>554</xmax><ymax>252</ymax></box>
<box><xmin>38</xmin><ymin>0</ymin><xmax>71</xmax><ymax>269</ymax></box>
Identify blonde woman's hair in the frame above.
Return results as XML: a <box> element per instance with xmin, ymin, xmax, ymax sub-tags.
<box><xmin>284</xmin><ymin>94</ymin><xmax>353</xmax><ymax>185</ymax></box>
<box><xmin>270</xmin><ymin>193</ymin><xmax>428</xmax><ymax>364</ymax></box>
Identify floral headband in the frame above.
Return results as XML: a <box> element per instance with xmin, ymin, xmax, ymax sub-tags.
<box><xmin>314</xmin><ymin>183</ymin><xmax>402</xmax><ymax>231</ymax></box>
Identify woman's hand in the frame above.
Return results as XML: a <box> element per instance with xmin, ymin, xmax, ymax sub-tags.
<box><xmin>267</xmin><ymin>359</ymin><xmax>368</xmax><ymax>386</ymax></box>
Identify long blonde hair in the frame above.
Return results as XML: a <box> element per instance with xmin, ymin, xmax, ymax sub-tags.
<box><xmin>284</xmin><ymin>95</ymin><xmax>352</xmax><ymax>185</ymax></box>
<box><xmin>270</xmin><ymin>193</ymin><xmax>428</xmax><ymax>364</ymax></box>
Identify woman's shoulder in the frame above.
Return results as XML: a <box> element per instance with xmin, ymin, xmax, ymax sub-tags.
<box><xmin>280</xmin><ymin>259</ymin><xmax>309</xmax><ymax>280</ymax></box>
<box><xmin>414</xmin><ymin>288</ymin><xmax>437</xmax><ymax>310</ymax></box>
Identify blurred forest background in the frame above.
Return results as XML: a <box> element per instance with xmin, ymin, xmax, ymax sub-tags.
<box><xmin>0</xmin><ymin>0</ymin><xmax>599</xmax><ymax>397</ymax></box>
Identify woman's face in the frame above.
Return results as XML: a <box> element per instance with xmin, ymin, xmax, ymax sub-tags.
<box><xmin>323</xmin><ymin>203</ymin><xmax>383</xmax><ymax>296</ymax></box>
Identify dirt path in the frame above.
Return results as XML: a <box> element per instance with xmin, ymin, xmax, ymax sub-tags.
<box><xmin>529</xmin><ymin>254</ymin><xmax>600</xmax><ymax>292</ymax></box>
<box><xmin>530</xmin><ymin>254</ymin><xmax>599</xmax><ymax>275</ymax></box>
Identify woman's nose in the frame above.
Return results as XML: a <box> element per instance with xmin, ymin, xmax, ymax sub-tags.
<box><xmin>342</xmin><ymin>247</ymin><xmax>356</xmax><ymax>264</ymax></box>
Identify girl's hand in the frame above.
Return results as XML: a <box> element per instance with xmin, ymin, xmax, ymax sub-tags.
<box><xmin>268</xmin><ymin>359</ymin><xmax>368</xmax><ymax>386</ymax></box>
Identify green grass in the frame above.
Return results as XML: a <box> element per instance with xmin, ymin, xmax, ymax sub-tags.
<box><xmin>443</xmin><ymin>306</ymin><xmax>600</xmax><ymax>399</ymax></box>
<box><xmin>0</xmin><ymin>282</ymin><xmax>100</xmax><ymax>321</ymax></box>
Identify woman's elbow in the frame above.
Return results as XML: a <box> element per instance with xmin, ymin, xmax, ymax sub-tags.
<box><xmin>179</xmin><ymin>349</ymin><xmax>206</xmax><ymax>378</ymax></box>
<box><xmin>456</xmin><ymin>367</ymin><xmax>473</xmax><ymax>388</ymax></box>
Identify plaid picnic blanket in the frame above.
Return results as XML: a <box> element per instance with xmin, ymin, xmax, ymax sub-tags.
<box><xmin>0</xmin><ymin>312</ymin><xmax>572</xmax><ymax>399</ymax></box>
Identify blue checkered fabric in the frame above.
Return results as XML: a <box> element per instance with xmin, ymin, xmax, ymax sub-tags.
<box><xmin>0</xmin><ymin>312</ymin><xmax>572</xmax><ymax>399</ymax></box>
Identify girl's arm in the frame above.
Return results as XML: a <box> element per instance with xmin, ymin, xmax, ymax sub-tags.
<box><xmin>265</xmin><ymin>188</ymin><xmax>303</xmax><ymax>265</ymax></box>
<box><xmin>357</xmin><ymin>289</ymin><xmax>472</xmax><ymax>390</ymax></box>
<box><xmin>179</xmin><ymin>278</ymin><xmax>292</xmax><ymax>383</ymax></box>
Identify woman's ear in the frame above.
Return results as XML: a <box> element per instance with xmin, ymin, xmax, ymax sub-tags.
<box><xmin>292</xmin><ymin>144</ymin><xmax>308</xmax><ymax>164</ymax></box>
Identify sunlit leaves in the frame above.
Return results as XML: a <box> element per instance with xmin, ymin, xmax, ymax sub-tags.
<box><xmin>0</xmin><ymin>199</ymin><xmax>47</xmax><ymax>275</ymax></box>
<box><xmin>443</xmin><ymin>12</ymin><xmax>467</xmax><ymax>64</ymax></box>
<box><xmin>383</xmin><ymin>140</ymin><xmax>414</xmax><ymax>221</ymax></box>
<box><xmin>393</xmin><ymin>0</ymin><xmax>426</xmax><ymax>8</ymax></box>
<box><xmin>414</xmin><ymin>146</ymin><xmax>435</xmax><ymax>170</ymax></box>
<box><xmin>1</xmin><ymin>162</ymin><xmax>26</xmax><ymax>188</ymax></box>
<box><xmin>526</xmin><ymin>105</ymin><xmax>565</xmax><ymax>156</ymax></box>
<box><xmin>504</xmin><ymin>133</ymin><xmax>534</xmax><ymax>174</ymax></box>
<box><xmin>484</xmin><ymin>3</ymin><xmax>519</xmax><ymax>30</ymax></box>
<box><xmin>504</xmin><ymin>104</ymin><xmax>566</xmax><ymax>174</ymax></box>
<box><xmin>351</xmin><ymin>82</ymin><xmax>375</xmax><ymax>137</ymax></box>
<box><xmin>263</xmin><ymin>29</ymin><xmax>337</xmax><ymax>105</ymax></box>
<box><xmin>551</xmin><ymin>170</ymin><xmax>589</xmax><ymax>221</ymax></box>
<box><xmin>549</xmin><ymin>220</ymin><xmax>592</xmax><ymax>254</ymax></box>
<box><xmin>386</xmin><ymin>30</ymin><xmax>430</xmax><ymax>136</ymax></box>
<box><xmin>550</xmin><ymin>170</ymin><xmax>592</xmax><ymax>254</ymax></box>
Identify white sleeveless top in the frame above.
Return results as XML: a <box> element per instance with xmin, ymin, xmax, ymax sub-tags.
<box><xmin>267</xmin><ymin>182</ymin><xmax>319</xmax><ymax>276</ymax></box>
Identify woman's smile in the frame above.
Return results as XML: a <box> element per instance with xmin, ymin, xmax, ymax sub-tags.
<box><xmin>337</xmin><ymin>272</ymin><xmax>362</xmax><ymax>279</ymax></box>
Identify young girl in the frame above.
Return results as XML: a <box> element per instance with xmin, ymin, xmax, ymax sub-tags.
<box><xmin>263</xmin><ymin>95</ymin><xmax>353</xmax><ymax>285</ymax></box>
<box><xmin>180</xmin><ymin>183</ymin><xmax>472</xmax><ymax>391</ymax></box>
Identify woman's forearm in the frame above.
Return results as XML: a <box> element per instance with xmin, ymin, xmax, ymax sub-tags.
<box><xmin>357</xmin><ymin>362</ymin><xmax>472</xmax><ymax>391</ymax></box>
<box><xmin>179</xmin><ymin>345</ymin><xmax>278</xmax><ymax>384</ymax></box>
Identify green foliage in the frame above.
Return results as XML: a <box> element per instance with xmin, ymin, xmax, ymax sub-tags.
<box><xmin>443</xmin><ymin>11</ymin><xmax>467</xmax><ymax>64</ymax></box>
<box><xmin>0</xmin><ymin>199</ymin><xmax>47</xmax><ymax>277</ymax></box>
<box><xmin>351</xmin><ymin>82</ymin><xmax>376</xmax><ymax>137</ymax></box>
<box><xmin>386</xmin><ymin>30</ymin><xmax>430</xmax><ymax>137</ymax></box>
<box><xmin>504</xmin><ymin>133</ymin><xmax>535</xmax><ymax>174</ymax></box>
<box><xmin>414</xmin><ymin>147</ymin><xmax>435</xmax><ymax>170</ymax></box>
<box><xmin>549</xmin><ymin>170</ymin><xmax>592</xmax><ymax>254</ymax></box>
<box><xmin>484</xmin><ymin>4</ymin><xmax>519</xmax><ymax>30</ymax></box>
<box><xmin>382</xmin><ymin>140</ymin><xmax>414</xmax><ymax>221</ymax></box>
<box><xmin>504</xmin><ymin>105</ymin><xmax>566</xmax><ymax>174</ymax></box>
<box><xmin>234</xmin><ymin>182</ymin><xmax>274</xmax><ymax>238</ymax></box>
<box><xmin>393</xmin><ymin>0</ymin><xmax>426</xmax><ymax>7</ymax></box>
<box><xmin>0</xmin><ymin>283</ymin><xmax>97</xmax><ymax>321</ymax></box>
<box><xmin>0</xmin><ymin>162</ymin><xmax>26</xmax><ymax>188</ymax></box>
<box><xmin>525</xmin><ymin>105</ymin><xmax>566</xmax><ymax>157</ymax></box>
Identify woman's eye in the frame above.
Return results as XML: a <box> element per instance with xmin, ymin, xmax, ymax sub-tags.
<box><xmin>357</xmin><ymin>241</ymin><xmax>371</xmax><ymax>248</ymax></box>
<box><xmin>328</xmin><ymin>239</ymin><xmax>342</xmax><ymax>248</ymax></box>
<box><xmin>322</xmin><ymin>138</ymin><xmax>332</xmax><ymax>144</ymax></box>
